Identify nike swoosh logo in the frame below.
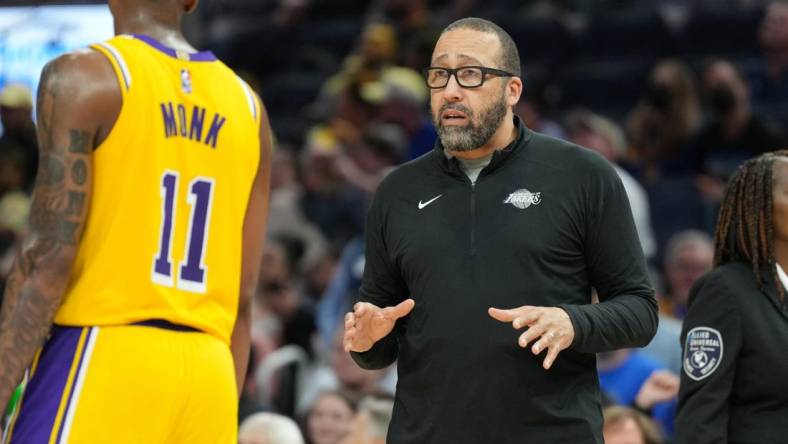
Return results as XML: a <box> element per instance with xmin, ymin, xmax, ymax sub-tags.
<box><xmin>418</xmin><ymin>194</ymin><xmax>443</xmax><ymax>210</ymax></box>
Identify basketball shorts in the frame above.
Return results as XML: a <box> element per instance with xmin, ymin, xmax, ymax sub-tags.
<box><xmin>3</xmin><ymin>323</ymin><xmax>237</xmax><ymax>444</ymax></box>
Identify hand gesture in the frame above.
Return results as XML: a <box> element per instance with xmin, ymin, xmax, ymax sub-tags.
<box><xmin>343</xmin><ymin>299</ymin><xmax>415</xmax><ymax>353</ymax></box>
<box><xmin>488</xmin><ymin>305</ymin><xmax>575</xmax><ymax>370</ymax></box>
<box><xmin>635</xmin><ymin>369</ymin><xmax>680</xmax><ymax>410</ymax></box>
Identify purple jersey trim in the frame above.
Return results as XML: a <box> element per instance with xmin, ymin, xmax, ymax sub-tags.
<box><xmin>9</xmin><ymin>327</ymin><xmax>83</xmax><ymax>444</ymax></box>
<box><xmin>131</xmin><ymin>34</ymin><xmax>217</xmax><ymax>62</ymax></box>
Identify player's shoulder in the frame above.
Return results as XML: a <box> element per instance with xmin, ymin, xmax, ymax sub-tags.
<box><xmin>43</xmin><ymin>47</ymin><xmax>114</xmax><ymax>83</ymax></box>
<box><xmin>38</xmin><ymin>48</ymin><xmax>120</xmax><ymax>108</ymax></box>
<box><xmin>36</xmin><ymin>48</ymin><xmax>122</xmax><ymax>134</ymax></box>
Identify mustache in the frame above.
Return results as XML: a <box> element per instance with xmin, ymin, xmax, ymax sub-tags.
<box><xmin>439</xmin><ymin>103</ymin><xmax>473</xmax><ymax>118</ymax></box>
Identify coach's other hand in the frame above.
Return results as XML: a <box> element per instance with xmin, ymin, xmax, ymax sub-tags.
<box><xmin>488</xmin><ymin>306</ymin><xmax>575</xmax><ymax>370</ymax></box>
<box><xmin>343</xmin><ymin>299</ymin><xmax>415</xmax><ymax>353</ymax></box>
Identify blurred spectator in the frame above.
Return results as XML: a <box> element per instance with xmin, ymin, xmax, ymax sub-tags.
<box><xmin>334</xmin><ymin>123</ymin><xmax>404</xmax><ymax>194</ymax></box>
<box><xmin>639</xmin><ymin>306</ymin><xmax>683</xmax><ymax>375</ymax></box>
<box><xmin>0</xmin><ymin>84</ymin><xmax>37</xmax><ymax>191</ymax></box>
<box><xmin>693</xmin><ymin>58</ymin><xmax>785</xmax><ymax>202</ymax></box>
<box><xmin>626</xmin><ymin>59</ymin><xmax>702</xmax><ymax>182</ymax></box>
<box><xmin>319</xmin><ymin>23</ymin><xmax>426</xmax><ymax>141</ymax></box>
<box><xmin>567</xmin><ymin>109</ymin><xmax>656</xmax><ymax>260</ymax></box>
<box><xmin>751</xmin><ymin>1</ymin><xmax>788</xmax><ymax>127</ymax></box>
<box><xmin>267</xmin><ymin>146</ymin><xmax>331</xmax><ymax>275</ymax></box>
<box><xmin>305</xmin><ymin>390</ymin><xmax>358</xmax><ymax>444</ymax></box>
<box><xmin>254</xmin><ymin>237</ymin><xmax>317</xmax><ymax>358</ymax></box>
<box><xmin>598</xmin><ymin>350</ymin><xmax>678</xmax><ymax>438</ymax></box>
<box><xmin>660</xmin><ymin>230</ymin><xmax>714</xmax><ymax>319</ymax></box>
<box><xmin>639</xmin><ymin>264</ymin><xmax>682</xmax><ymax>375</ymax></box>
<box><xmin>316</xmin><ymin>236</ymin><xmax>365</xmax><ymax>351</ymax></box>
<box><xmin>250</xmin><ymin>236</ymin><xmax>318</xmax><ymax>417</ymax></box>
<box><xmin>310</xmin><ymin>124</ymin><xmax>404</xmax><ymax>350</ymax></box>
<box><xmin>369</xmin><ymin>88</ymin><xmax>436</xmax><ymax>161</ymax></box>
<box><xmin>306</xmin><ymin>251</ymin><xmax>340</xmax><ymax>304</ymax></box>
<box><xmin>516</xmin><ymin>89</ymin><xmax>567</xmax><ymax>141</ymax></box>
<box><xmin>239</xmin><ymin>348</ymin><xmax>270</xmax><ymax>423</ymax></box>
<box><xmin>0</xmin><ymin>150</ymin><xmax>28</xmax><ymax>197</ymax></box>
<box><xmin>299</xmin><ymin>127</ymin><xmax>367</xmax><ymax>249</ymax></box>
<box><xmin>603</xmin><ymin>406</ymin><xmax>663</xmax><ymax>444</ymax></box>
<box><xmin>640</xmin><ymin>230</ymin><xmax>713</xmax><ymax>375</ymax></box>
<box><xmin>364</xmin><ymin>0</ymin><xmax>442</xmax><ymax>70</ymax></box>
<box><xmin>298</xmin><ymin>331</ymin><xmax>396</xmax><ymax>415</ymax></box>
<box><xmin>0</xmin><ymin>191</ymin><xmax>30</xmax><ymax>306</ymax></box>
<box><xmin>758</xmin><ymin>1</ymin><xmax>788</xmax><ymax>87</ymax></box>
<box><xmin>339</xmin><ymin>394</ymin><xmax>395</xmax><ymax>444</ymax></box>
<box><xmin>239</xmin><ymin>412</ymin><xmax>305</xmax><ymax>444</ymax></box>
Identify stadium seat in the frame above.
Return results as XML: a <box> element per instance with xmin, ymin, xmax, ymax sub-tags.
<box><xmin>557</xmin><ymin>57</ymin><xmax>652</xmax><ymax>115</ymax></box>
<box><xmin>298</xmin><ymin>19</ymin><xmax>364</xmax><ymax>62</ymax></box>
<box><xmin>574</xmin><ymin>12</ymin><xmax>674</xmax><ymax>58</ymax></box>
<box><xmin>255</xmin><ymin>345</ymin><xmax>312</xmax><ymax>417</ymax></box>
<box><xmin>678</xmin><ymin>9</ymin><xmax>762</xmax><ymax>57</ymax></box>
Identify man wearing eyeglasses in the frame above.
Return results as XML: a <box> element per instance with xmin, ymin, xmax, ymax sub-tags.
<box><xmin>343</xmin><ymin>17</ymin><xmax>657</xmax><ymax>444</ymax></box>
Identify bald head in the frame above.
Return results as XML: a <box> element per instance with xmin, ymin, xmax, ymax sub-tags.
<box><xmin>239</xmin><ymin>413</ymin><xmax>304</xmax><ymax>444</ymax></box>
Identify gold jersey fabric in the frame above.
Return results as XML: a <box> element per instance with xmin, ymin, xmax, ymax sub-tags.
<box><xmin>54</xmin><ymin>35</ymin><xmax>261</xmax><ymax>344</ymax></box>
<box><xmin>6</xmin><ymin>325</ymin><xmax>238</xmax><ymax>443</ymax></box>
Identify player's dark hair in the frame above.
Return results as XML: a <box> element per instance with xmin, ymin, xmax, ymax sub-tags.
<box><xmin>442</xmin><ymin>18</ymin><xmax>521</xmax><ymax>77</ymax></box>
<box><xmin>714</xmin><ymin>150</ymin><xmax>788</xmax><ymax>300</ymax></box>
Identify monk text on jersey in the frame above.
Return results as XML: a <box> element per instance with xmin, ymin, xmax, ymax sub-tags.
<box><xmin>160</xmin><ymin>102</ymin><xmax>226</xmax><ymax>149</ymax></box>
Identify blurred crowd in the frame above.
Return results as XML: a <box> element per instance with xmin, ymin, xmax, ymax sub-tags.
<box><xmin>3</xmin><ymin>0</ymin><xmax>788</xmax><ymax>443</ymax></box>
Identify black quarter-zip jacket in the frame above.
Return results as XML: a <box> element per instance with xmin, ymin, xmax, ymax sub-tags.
<box><xmin>676</xmin><ymin>261</ymin><xmax>788</xmax><ymax>444</ymax></box>
<box><xmin>352</xmin><ymin>118</ymin><xmax>657</xmax><ymax>444</ymax></box>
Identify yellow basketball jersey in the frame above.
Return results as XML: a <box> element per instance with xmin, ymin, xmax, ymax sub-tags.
<box><xmin>54</xmin><ymin>35</ymin><xmax>261</xmax><ymax>344</ymax></box>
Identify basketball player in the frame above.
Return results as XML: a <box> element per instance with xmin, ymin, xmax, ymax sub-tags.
<box><xmin>0</xmin><ymin>0</ymin><xmax>272</xmax><ymax>442</ymax></box>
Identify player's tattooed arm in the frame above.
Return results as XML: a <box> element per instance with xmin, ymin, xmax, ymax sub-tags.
<box><xmin>0</xmin><ymin>51</ymin><xmax>110</xmax><ymax>411</ymax></box>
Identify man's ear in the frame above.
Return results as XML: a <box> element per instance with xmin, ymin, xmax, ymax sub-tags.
<box><xmin>507</xmin><ymin>77</ymin><xmax>523</xmax><ymax>107</ymax></box>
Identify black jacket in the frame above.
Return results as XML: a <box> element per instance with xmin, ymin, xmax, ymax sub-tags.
<box><xmin>352</xmin><ymin>118</ymin><xmax>657</xmax><ymax>444</ymax></box>
<box><xmin>677</xmin><ymin>261</ymin><xmax>788</xmax><ymax>444</ymax></box>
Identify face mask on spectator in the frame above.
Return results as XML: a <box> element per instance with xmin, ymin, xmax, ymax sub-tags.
<box><xmin>646</xmin><ymin>81</ymin><xmax>673</xmax><ymax>112</ymax></box>
<box><xmin>707</xmin><ymin>84</ymin><xmax>736</xmax><ymax>116</ymax></box>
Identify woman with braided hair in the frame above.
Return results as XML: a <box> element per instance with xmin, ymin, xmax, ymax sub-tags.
<box><xmin>676</xmin><ymin>150</ymin><xmax>788</xmax><ymax>444</ymax></box>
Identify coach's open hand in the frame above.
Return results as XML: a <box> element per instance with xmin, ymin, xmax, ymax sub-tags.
<box><xmin>343</xmin><ymin>299</ymin><xmax>415</xmax><ymax>353</ymax></box>
<box><xmin>488</xmin><ymin>306</ymin><xmax>575</xmax><ymax>370</ymax></box>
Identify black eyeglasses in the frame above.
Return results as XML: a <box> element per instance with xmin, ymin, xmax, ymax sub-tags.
<box><xmin>423</xmin><ymin>66</ymin><xmax>516</xmax><ymax>89</ymax></box>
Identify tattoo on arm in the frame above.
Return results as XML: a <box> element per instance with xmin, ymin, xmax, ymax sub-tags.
<box><xmin>0</xmin><ymin>57</ymin><xmax>94</xmax><ymax>410</ymax></box>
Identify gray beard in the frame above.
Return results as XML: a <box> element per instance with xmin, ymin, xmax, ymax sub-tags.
<box><xmin>435</xmin><ymin>98</ymin><xmax>508</xmax><ymax>152</ymax></box>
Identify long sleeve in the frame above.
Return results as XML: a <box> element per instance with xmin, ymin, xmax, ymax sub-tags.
<box><xmin>350</xmin><ymin>190</ymin><xmax>408</xmax><ymax>370</ymax></box>
<box><xmin>676</xmin><ymin>273</ymin><xmax>740</xmax><ymax>444</ymax></box>
<box><xmin>559</xmin><ymin>157</ymin><xmax>658</xmax><ymax>352</ymax></box>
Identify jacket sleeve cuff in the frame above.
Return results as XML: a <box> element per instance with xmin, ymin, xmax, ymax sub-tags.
<box><xmin>349</xmin><ymin>333</ymin><xmax>399</xmax><ymax>370</ymax></box>
<box><xmin>557</xmin><ymin>304</ymin><xmax>589</xmax><ymax>351</ymax></box>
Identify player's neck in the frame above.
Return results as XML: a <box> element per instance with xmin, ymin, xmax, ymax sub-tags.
<box><xmin>115</xmin><ymin>16</ymin><xmax>195</xmax><ymax>53</ymax></box>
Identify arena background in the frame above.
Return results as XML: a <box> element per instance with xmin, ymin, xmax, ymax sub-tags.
<box><xmin>1</xmin><ymin>1</ymin><xmax>786</xmax><ymax>443</ymax></box>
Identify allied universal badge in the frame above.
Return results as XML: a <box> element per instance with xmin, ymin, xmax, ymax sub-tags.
<box><xmin>683</xmin><ymin>326</ymin><xmax>724</xmax><ymax>381</ymax></box>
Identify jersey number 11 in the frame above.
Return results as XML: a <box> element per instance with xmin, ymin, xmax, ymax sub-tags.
<box><xmin>151</xmin><ymin>171</ymin><xmax>215</xmax><ymax>293</ymax></box>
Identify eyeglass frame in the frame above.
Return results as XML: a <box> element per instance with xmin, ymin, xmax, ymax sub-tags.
<box><xmin>422</xmin><ymin>66</ymin><xmax>517</xmax><ymax>89</ymax></box>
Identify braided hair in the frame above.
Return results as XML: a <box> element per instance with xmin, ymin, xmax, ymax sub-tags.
<box><xmin>713</xmin><ymin>149</ymin><xmax>788</xmax><ymax>300</ymax></box>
